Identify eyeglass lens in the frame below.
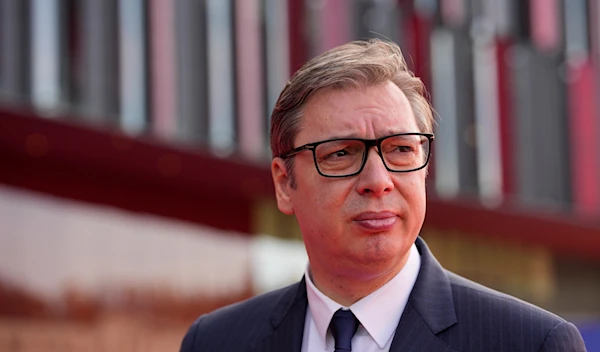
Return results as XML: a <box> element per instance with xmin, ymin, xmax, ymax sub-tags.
<box><xmin>314</xmin><ymin>135</ymin><xmax>430</xmax><ymax>176</ymax></box>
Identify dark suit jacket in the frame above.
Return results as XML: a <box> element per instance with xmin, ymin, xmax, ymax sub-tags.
<box><xmin>180</xmin><ymin>237</ymin><xmax>587</xmax><ymax>351</ymax></box>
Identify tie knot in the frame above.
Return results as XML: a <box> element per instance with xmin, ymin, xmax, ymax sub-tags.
<box><xmin>330</xmin><ymin>309</ymin><xmax>360</xmax><ymax>352</ymax></box>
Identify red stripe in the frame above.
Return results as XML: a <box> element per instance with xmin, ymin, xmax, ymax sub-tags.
<box><xmin>495</xmin><ymin>38</ymin><xmax>514</xmax><ymax>195</ymax></box>
<box><xmin>567</xmin><ymin>59</ymin><xmax>600</xmax><ymax>215</ymax></box>
<box><xmin>287</xmin><ymin>0</ymin><xmax>308</xmax><ymax>74</ymax></box>
<box><xmin>0</xmin><ymin>108</ymin><xmax>274</xmax><ymax>233</ymax></box>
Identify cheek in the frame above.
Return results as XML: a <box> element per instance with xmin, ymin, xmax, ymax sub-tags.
<box><xmin>315</xmin><ymin>184</ymin><xmax>355</xmax><ymax>224</ymax></box>
<box><xmin>303</xmin><ymin>174</ymin><xmax>353</xmax><ymax>208</ymax></box>
<box><xmin>407</xmin><ymin>177</ymin><xmax>426</xmax><ymax>200</ymax></box>
<box><xmin>293</xmin><ymin>180</ymin><xmax>353</xmax><ymax>242</ymax></box>
<box><xmin>394</xmin><ymin>173</ymin><xmax>427</xmax><ymax>208</ymax></box>
<box><xmin>403</xmin><ymin>176</ymin><xmax>427</xmax><ymax>218</ymax></box>
<box><xmin>397</xmin><ymin>170</ymin><xmax>426</xmax><ymax>192</ymax></box>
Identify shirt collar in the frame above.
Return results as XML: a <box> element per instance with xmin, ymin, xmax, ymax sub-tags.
<box><xmin>305</xmin><ymin>243</ymin><xmax>421</xmax><ymax>349</ymax></box>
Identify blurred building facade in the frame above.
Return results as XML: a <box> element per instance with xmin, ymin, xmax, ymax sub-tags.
<box><xmin>1</xmin><ymin>0</ymin><xmax>600</xmax><ymax>350</ymax></box>
<box><xmin>2</xmin><ymin>0</ymin><xmax>600</xmax><ymax>213</ymax></box>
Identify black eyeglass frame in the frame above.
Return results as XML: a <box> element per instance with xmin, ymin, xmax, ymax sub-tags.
<box><xmin>279</xmin><ymin>132</ymin><xmax>435</xmax><ymax>178</ymax></box>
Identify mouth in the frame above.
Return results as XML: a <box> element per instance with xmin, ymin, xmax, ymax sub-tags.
<box><xmin>353</xmin><ymin>211</ymin><xmax>398</xmax><ymax>232</ymax></box>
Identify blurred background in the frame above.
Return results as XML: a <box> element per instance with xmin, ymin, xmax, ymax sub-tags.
<box><xmin>1</xmin><ymin>0</ymin><xmax>600</xmax><ymax>350</ymax></box>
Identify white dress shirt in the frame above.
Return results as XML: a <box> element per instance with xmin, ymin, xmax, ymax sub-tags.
<box><xmin>301</xmin><ymin>243</ymin><xmax>421</xmax><ymax>352</ymax></box>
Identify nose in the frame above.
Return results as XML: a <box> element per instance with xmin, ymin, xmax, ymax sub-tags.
<box><xmin>356</xmin><ymin>147</ymin><xmax>394</xmax><ymax>196</ymax></box>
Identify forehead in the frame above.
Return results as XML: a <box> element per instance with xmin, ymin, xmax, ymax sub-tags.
<box><xmin>297</xmin><ymin>82</ymin><xmax>418</xmax><ymax>142</ymax></box>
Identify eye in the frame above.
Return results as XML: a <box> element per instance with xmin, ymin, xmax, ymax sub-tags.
<box><xmin>333</xmin><ymin>149</ymin><xmax>349</xmax><ymax>157</ymax></box>
<box><xmin>323</xmin><ymin>148</ymin><xmax>351</xmax><ymax>160</ymax></box>
<box><xmin>383</xmin><ymin>144</ymin><xmax>415</xmax><ymax>154</ymax></box>
<box><xmin>396</xmin><ymin>145</ymin><xmax>415</xmax><ymax>153</ymax></box>
<box><xmin>316</xmin><ymin>140</ymin><xmax>363</xmax><ymax>161</ymax></box>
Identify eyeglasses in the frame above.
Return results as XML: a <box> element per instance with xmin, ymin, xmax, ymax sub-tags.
<box><xmin>279</xmin><ymin>133</ymin><xmax>434</xmax><ymax>178</ymax></box>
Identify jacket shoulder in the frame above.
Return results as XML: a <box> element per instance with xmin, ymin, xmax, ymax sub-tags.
<box><xmin>180</xmin><ymin>281</ymin><xmax>301</xmax><ymax>352</ymax></box>
<box><xmin>447</xmin><ymin>270</ymin><xmax>564</xmax><ymax>323</ymax></box>
<box><xmin>443</xmin><ymin>271</ymin><xmax>586</xmax><ymax>351</ymax></box>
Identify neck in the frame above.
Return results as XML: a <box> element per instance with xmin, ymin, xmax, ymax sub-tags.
<box><xmin>309</xmin><ymin>253</ymin><xmax>410</xmax><ymax>306</ymax></box>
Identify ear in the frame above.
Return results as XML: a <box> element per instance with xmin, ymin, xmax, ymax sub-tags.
<box><xmin>271</xmin><ymin>158</ymin><xmax>294</xmax><ymax>215</ymax></box>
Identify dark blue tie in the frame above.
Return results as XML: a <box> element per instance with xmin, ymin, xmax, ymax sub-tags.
<box><xmin>330</xmin><ymin>309</ymin><xmax>360</xmax><ymax>352</ymax></box>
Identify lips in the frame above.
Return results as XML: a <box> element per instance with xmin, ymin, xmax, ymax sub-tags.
<box><xmin>353</xmin><ymin>211</ymin><xmax>398</xmax><ymax>232</ymax></box>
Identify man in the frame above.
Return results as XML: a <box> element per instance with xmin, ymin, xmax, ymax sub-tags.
<box><xmin>180</xmin><ymin>40</ymin><xmax>586</xmax><ymax>351</ymax></box>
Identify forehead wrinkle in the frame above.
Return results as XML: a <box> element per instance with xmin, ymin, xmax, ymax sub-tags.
<box><xmin>297</xmin><ymin>83</ymin><xmax>418</xmax><ymax>144</ymax></box>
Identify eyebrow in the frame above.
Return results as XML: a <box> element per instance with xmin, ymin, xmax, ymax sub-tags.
<box><xmin>325</xmin><ymin>130</ymin><xmax>415</xmax><ymax>140</ymax></box>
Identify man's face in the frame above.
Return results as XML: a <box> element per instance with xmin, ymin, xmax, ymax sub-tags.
<box><xmin>272</xmin><ymin>81</ymin><xmax>427</xmax><ymax>282</ymax></box>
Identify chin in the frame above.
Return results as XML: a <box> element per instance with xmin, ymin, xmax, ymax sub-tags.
<box><xmin>358</xmin><ymin>242</ymin><xmax>402</xmax><ymax>261</ymax></box>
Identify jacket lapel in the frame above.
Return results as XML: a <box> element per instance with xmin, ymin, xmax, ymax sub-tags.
<box><xmin>389</xmin><ymin>237</ymin><xmax>458</xmax><ymax>352</ymax></box>
<box><xmin>249</xmin><ymin>278</ymin><xmax>308</xmax><ymax>352</ymax></box>
<box><xmin>389</xmin><ymin>302</ymin><xmax>457</xmax><ymax>352</ymax></box>
<box><xmin>249</xmin><ymin>237</ymin><xmax>457</xmax><ymax>352</ymax></box>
